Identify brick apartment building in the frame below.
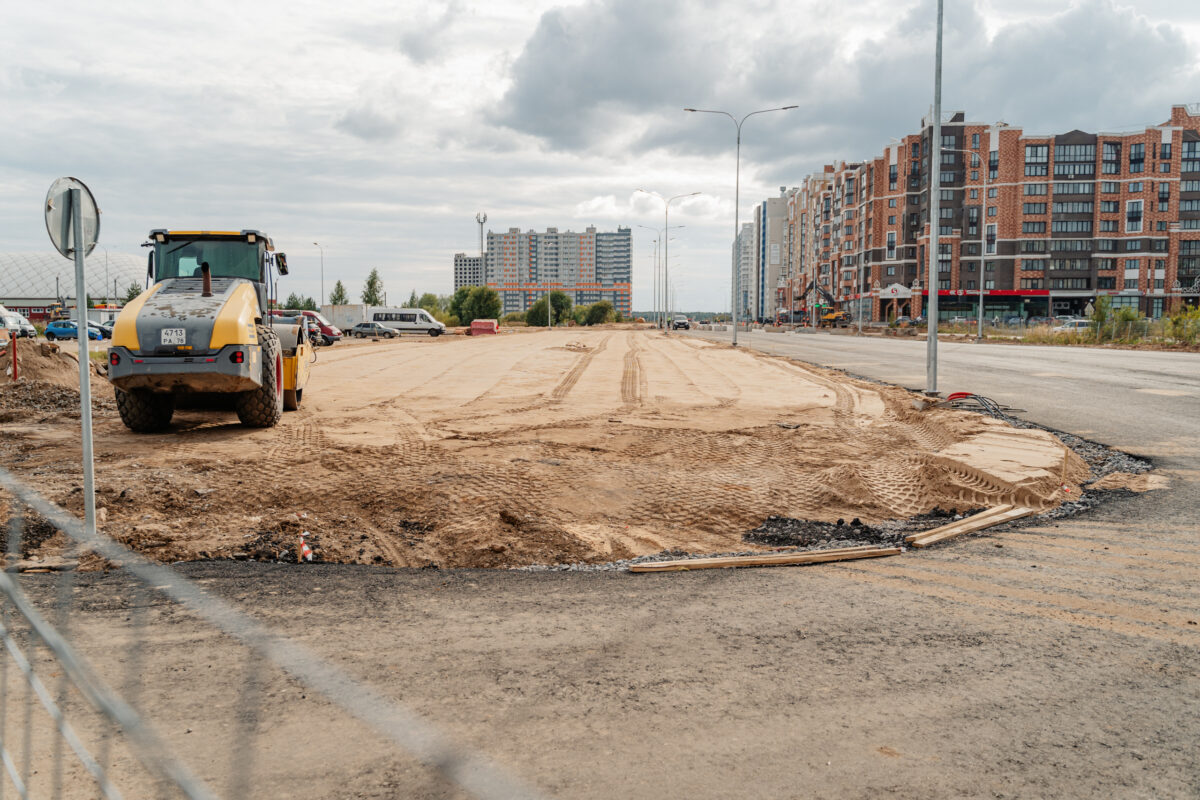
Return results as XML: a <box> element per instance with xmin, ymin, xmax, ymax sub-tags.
<box><xmin>472</xmin><ymin>226</ymin><xmax>632</xmax><ymax>316</ymax></box>
<box><xmin>773</xmin><ymin>104</ymin><xmax>1200</xmax><ymax>323</ymax></box>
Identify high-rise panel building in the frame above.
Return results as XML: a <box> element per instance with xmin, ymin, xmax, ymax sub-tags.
<box><xmin>751</xmin><ymin>193</ymin><xmax>788</xmax><ymax>321</ymax></box>
<box><xmin>475</xmin><ymin>226</ymin><xmax>632</xmax><ymax>315</ymax></box>
<box><xmin>452</xmin><ymin>253</ymin><xmax>484</xmax><ymax>289</ymax></box>
<box><xmin>731</xmin><ymin>223</ymin><xmax>754</xmax><ymax>317</ymax></box>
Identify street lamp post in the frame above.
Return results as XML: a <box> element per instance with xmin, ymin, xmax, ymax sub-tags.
<box><xmin>312</xmin><ymin>242</ymin><xmax>325</xmax><ymax>307</ymax></box>
<box><xmin>637</xmin><ymin>190</ymin><xmax>700</xmax><ymax>330</ymax></box>
<box><xmin>685</xmin><ymin>105</ymin><xmax>798</xmax><ymax>345</ymax></box>
<box><xmin>636</xmin><ymin>224</ymin><xmax>660</xmax><ymax>324</ymax></box>
<box><xmin>926</xmin><ymin>0</ymin><xmax>945</xmax><ymax>395</ymax></box>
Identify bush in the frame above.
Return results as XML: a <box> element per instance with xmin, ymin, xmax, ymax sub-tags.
<box><xmin>501</xmin><ymin>312</ymin><xmax>526</xmax><ymax>325</ymax></box>
<box><xmin>584</xmin><ymin>301</ymin><xmax>615</xmax><ymax>326</ymax></box>
<box><xmin>527</xmin><ymin>292</ymin><xmax>572</xmax><ymax>326</ymax></box>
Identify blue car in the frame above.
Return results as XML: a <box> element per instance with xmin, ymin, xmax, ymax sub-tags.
<box><xmin>44</xmin><ymin>321</ymin><xmax>102</xmax><ymax>341</ymax></box>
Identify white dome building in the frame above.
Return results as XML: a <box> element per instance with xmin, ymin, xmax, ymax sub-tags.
<box><xmin>0</xmin><ymin>251</ymin><xmax>147</xmax><ymax>321</ymax></box>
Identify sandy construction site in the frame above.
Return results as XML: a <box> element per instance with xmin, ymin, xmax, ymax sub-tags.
<box><xmin>0</xmin><ymin>329</ymin><xmax>1089</xmax><ymax>567</ymax></box>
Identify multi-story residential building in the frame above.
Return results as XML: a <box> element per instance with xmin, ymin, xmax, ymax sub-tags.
<box><xmin>750</xmin><ymin>192</ymin><xmax>788</xmax><ymax>321</ymax></box>
<box><xmin>731</xmin><ymin>222</ymin><xmax>754</xmax><ymax>317</ymax></box>
<box><xmin>778</xmin><ymin>104</ymin><xmax>1200</xmax><ymax>323</ymax></box>
<box><xmin>477</xmin><ymin>226</ymin><xmax>631</xmax><ymax>315</ymax></box>
<box><xmin>452</xmin><ymin>253</ymin><xmax>484</xmax><ymax>290</ymax></box>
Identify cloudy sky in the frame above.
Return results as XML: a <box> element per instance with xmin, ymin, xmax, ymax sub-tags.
<box><xmin>3</xmin><ymin>0</ymin><xmax>1200</xmax><ymax>310</ymax></box>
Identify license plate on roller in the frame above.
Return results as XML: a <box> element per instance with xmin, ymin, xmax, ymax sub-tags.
<box><xmin>161</xmin><ymin>328</ymin><xmax>186</xmax><ymax>345</ymax></box>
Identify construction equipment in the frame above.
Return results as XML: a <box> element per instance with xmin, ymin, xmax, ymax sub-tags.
<box><xmin>818</xmin><ymin>311</ymin><xmax>851</xmax><ymax>328</ymax></box>
<box><xmin>46</xmin><ymin>300</ymin><xmax>71</xmax><ymax>322</ymax></box>
<box><xmin>107</xmin><ymin>229</ymin><xmax>311</xmax><ymax>432</ymax></box>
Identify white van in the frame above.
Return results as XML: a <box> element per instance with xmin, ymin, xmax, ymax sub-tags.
<box><xmin>369</xmin><ymin>307</ymin><xmax>445</xmax><ymax>337</ymax></box>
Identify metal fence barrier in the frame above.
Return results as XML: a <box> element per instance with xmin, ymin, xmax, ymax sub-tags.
<box><xmin>0</xmin><ymin>466</ymin><xmax>545</xmax><ymax>799</ymax></box>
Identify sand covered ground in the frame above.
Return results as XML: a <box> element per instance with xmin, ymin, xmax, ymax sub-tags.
<box><xmin>0</xmin><ymin>329</ymin><xmax>1088</xmax><ymax>567</ymax></box>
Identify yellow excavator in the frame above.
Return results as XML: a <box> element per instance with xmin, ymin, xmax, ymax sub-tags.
<box><xmin>107</xmin><ymin>229</ymin><xmax>312</xmax><ymax>432</ymax></box>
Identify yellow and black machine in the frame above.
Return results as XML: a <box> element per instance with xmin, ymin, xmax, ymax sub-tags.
<box><xmin>818</xmin><ymin>311</ymin><xmax>851</xmax><ymax>328</ymax></box>
<box><xmin>107</xmin><ymin>229</ymin><xmax>312</xmax><ymax>432</ymax></box>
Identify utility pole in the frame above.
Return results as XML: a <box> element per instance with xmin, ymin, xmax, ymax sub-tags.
<box><xmin>476</xmin><ymin>212</ymin><xmax>487</xmax><ymax>265</ymax></box>
<box><xmin>926</xmin><ymin>0</ymin><xmax>944</xmax><ymax>395</ymax></box>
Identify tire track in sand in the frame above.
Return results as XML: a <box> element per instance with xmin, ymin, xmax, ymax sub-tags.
<box><xmin>621</xmin><ymin>334</ymin><xmax>643</xmax><ymax>407</ymax></box>
<box><xmin>551</xmin><ymin>334</ymin><xmax>612</xmax><ymax>401</ymax></box>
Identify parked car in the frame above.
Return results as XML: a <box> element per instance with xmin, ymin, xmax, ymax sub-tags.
<box><xmin>671</xmin><ymin>314</ymin><xmax>691</xmax><ymax>330</ymax></box>
<box><xmin>270</xmin><ymin>309</ymin><xmax>342</xmax><ymax>345</ymax></box>
<box><xmin>1052</xmin><ymin>318</ymin><xmax>1092</xmax><ymax>333</ymax></box>
<box><xmin>44</xmin><ymin>321</ymin><xmax>102</xmax><ymax>341</ymax></box>
<box><xmin>1</xmin><ymin>312</ymin><xmax>36</xmax><ymax>338</ymax></box>
<box><xmin>88</xmin><ymin>320</ymin><xmax>113</xmax><ymax>339</ymax></box>
<box><xmin>349</xmin><ymin>321</ymin><xmax>398</xmax><ymax>339</ymax></box>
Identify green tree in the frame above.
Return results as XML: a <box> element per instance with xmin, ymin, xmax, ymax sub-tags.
<box><xmin>527</xmin><ymin>291</ymin><xmax>573</xmax><ymax>326</ymax></box>
<box><xmin>361</xmin><ymin>269</ymin><xmax>384</xmax><ymax>305</ymax></box>
<box><xmin>300</xmin><ymin>296</ymin><xmax>318</xmax><ymax>311</ymax></box>
<box><xmin>418</xmin><ymin>292</ymin><xmax>440</xmax><ymax>313</ymax></box>
<box><xmin>584</xmin><ymin>300</ymin><xmax>615</xmax><ymax>326</ymax></box>
<box><xmin>459</xmin><ymin>286</ymin><xmax>502</xmax><ymax>324</ymax></box>
<box><xmin>121</xmin><ymin>283</ymin><xmax>142</xmax><ymax>305</ymax></box>
<box><xmin>448</xmin><ymin>286</ymin><xmax>473</xmax><ymax>320</ymax></box>
<box><xmin>86</xmin><ymin>294</ymin><xmax>95</xmax><ymax>308</ymax></box>
<box><xmin>406</xmin><ymin>289</ymin><xmax>419</xmax><ymax>308</ymax></box>
<box><xmin>328</xmin><ymin>280</ymin><xmax>349</xmax><ymax>305</ymax></box>
<box><xmin>284</xmin><ymin>292</ymin><xmax>304</xmax><ymax>310</ymax></box>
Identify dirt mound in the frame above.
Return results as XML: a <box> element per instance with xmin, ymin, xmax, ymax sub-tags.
<box><xmin>0</xmin><ymin>339</ymin><xmax>105</xmax><ymax>387</ymax></box>
<box><xmin>0</xmin><ymin>330</ymin><xmax>1098</xmax><ymax>569</ymax></box>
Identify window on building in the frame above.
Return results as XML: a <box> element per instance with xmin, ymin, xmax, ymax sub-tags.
<box><xmin>1155</xmin><ymin>278</ymin><xmax>1165</xmax><ymax>289</ymax></box>
<box><xmin>939</xmin><ymin>207</ymin><xmax>954</xmax><ymax>219</ymax></box>
<box><xmin>1053</xmin><ymin>201</ymin><xmax>1094</xmax><ymax>214</ymax></box>
<box><xmin>888</xmin><ymin>215</ymin><xmax>896</xmax><ymax>224</ymax></box>
<box><xmin>940</xmin><ymin>171</ymin><xmax>957</xmax><ymax>184</ymax></box>
<box><xmin>1157</xmin><ymin>221</ymin><xmax>1168</xmax><ymax>231</ymax></box>
<box><xmin>1100</xmin><ymin>200</ymin><xmax>1119</xmax><ymax>213</ymax></box>
<box><xmin>1152</xmin><ymin>240</ymin><xmax>1167</xmax><ymax>252</ymax></box>
<box><xmin>888</xmin><ymin>198</ymin><xmax>897</xmax><ymax>207</ymax></box>
<box><xmin>986</xmin><ymin>225</ymin><xmax>997</xmax><ymax>255</ymax></box>
<box><xmin>1055</xmin><ymin>162</ymin><xmax>1095</xmax><ymax>177</ymax></box>
<box><xmin>1128</xmin><ymin>182</ymin><xmax>1143</xmax><ymax>193</ymax></box>
<box><xmin>1130</xmin><ymin>143</ymin><xmax>1145</xmax><ymax>173</ymax></box>
<box><xmin>970</xmin><ymin>170</ymin><xmax>979</xmax><ymax>181</ymax></box>
<box><xmin>1183</xmin><ymin>180</ymin><xmax>1200</xmax><ymax>192</ymax></box>
<box><xmin>1022</xmin><ymin>259</ymin><xmax>1048</xmax><ymax>270</ymax></box>
<box><xmin>1025</xmin><ymin>145</ymin><xmax>1049</xmax><ymax>175</ymax></box>
<box><xmin>1102</xmin><ymin>181</ymin><xmax>1120</xmax><ymax>193</ymax></box>
<box><xmin>1022</xmin><ymin>221</ymin><xmax>1047</xmax><ymax>233</ymax></box>
<box><xmin>1052</xmin><ymin>220</ymin><xmax>1092</xmax><ymax>233</ymax></box>
<box><xmin>1099</xmin><ymin>220</ymin><xmax>1118</xmax><ymax>232</ymax></box>
<box><xmin>939</xmin><ymin>225</ymin><xmax>953</xmax><ymax>235</ymax></box>
<box><xmin>1126</xmin><ymin>199</ymin><xmax>1143</xmax><ymax>233</ymax></box>
<box><xmin>969</xmin><ymin>189</ymin><xmax>979</xmax><ymax>199</ymax></box>
<box><xmin>886</xmin><ymin>232</ymin><xmax>896</xmax><ymax>260</ymax></box>
<box><xmin>966</xmin><ymin>243</ymin><xmax>979</xmax><ymax>256</ymax></box>
<box><xmin>989</xmin><ymin>151</ymin><xmax>999</xmax><ymax>180</ymax></box>
<box><xmin>988</xmin><ymin>187</ymin><xmax>998</xmax><ymax>198</ymax></box>
<box><xmin>1124</xmin><ymin>278</ymin><xmax>1139</xmax><ymax>289</ymax></box>
<box><xmin>972</xmin><ymin>133</ymin><xmax>980</xmax><ymax>148</ymax></box>
<box><xmin>1054</xmin><ymin>182</ymin><xmax>1094</xmax><ymax>195</ymax></box>
<box><xmin>1021</xmin><ymin>240</ymin><xmax>1046</xmax><ymax>253</ymax></box>
<box><xmin>1096</xmin><ymin>239</ymin><xmax>1117</xmax><ymax>251</ymax></box>
<box><xmin>1094</xmin><ymin>258</ymin><xmax>1116</xmax><ymax>269</ymax></box>
<box><xmin>1023</xmin><ymin>202</ymin><xmax>1047</xmax><ymax>214</ymax></box>
<box><xmin>938</xmin><ymin>279</ymin><xmax>951</xmax><ymax>290</ymax></box>
<box><xmin>1097</xmin><ymin>277</ymin><xmax>1115</xmax><ymax>289</ymax></box>
<box><xmin>886</xmin><ymin>265</ymin><xmax>896</xmax><ymax>275</ymax></box>
<box><xmin>1102</xmin><ymin>142</ymin><xmax>1121</xmax><ymax>174</ymax></box>
<box><xmin>1126</xmin><ymin>259</ymin><xmax>1141</xmax><ymax>270</ymax></box>
<box><xmin>1049</xmin><ymin>258</ymin><xmax>1088</xmax><ymax>271</ymax></box>
<box><xmin>1021</xmin><ymin>278</ymin><xmax>1043</xmax><ymax>289</ymax></box>
<box><xmin>985</xmin><ymin>280</ymin><xmax>995</xmax><ymax>289</ymax></box>
<box><xmin>1024</xmin><ymin>183</ymin><xmax>1048</xmax><ymax>196</ymax></box>
<box><xmin>1050</xmin><ymin>239</ymin><xmax>1090</xmax><ymax>251</ymax></box>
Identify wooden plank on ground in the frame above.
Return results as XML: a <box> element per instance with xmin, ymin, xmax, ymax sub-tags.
<box><xmin>909</xmin><ymin>506</ymin><xmax>1036</xmax><ymax>548</ymax></box>
<box><xmin>904</xmin><ymin>504</ymin><xmax>1014</xmax><ymax>544</ymax></box>
<box><xmin>629</xmin><ymin>546</ymin><xmax>901</xmax><ymax>573</ymax></box>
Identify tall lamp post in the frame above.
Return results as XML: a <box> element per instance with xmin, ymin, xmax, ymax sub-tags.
<box><xmin>685</xmin><ymin>104</ymin><xmax>798</xmax><ymax>345</ymax></box>
<box><xmin>312</xmin><ymin>242</ymin><xmax>325</xmax><ymax>307</ymax></box>
<box><xmin>636</xmin><ymin>224</ymin><xmax>660</xmax><ymax>323</ymax></box>
<box><xmin>926</xmin><ymin>0</ymin><xmax>945</xmax><ymax>395</ymax></box>
<box><xmin>637</xmin><ymin>190</ymin><xmax>700</xmax><ymax>330</ymax></box>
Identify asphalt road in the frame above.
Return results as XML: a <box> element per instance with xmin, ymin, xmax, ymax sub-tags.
<box><xmin>15</xmin><ymin>331</ymin><xmax>1200</xmax><ymax>799</ymax></box>
<box><xmin>686</xmin><ymin>328</ymin><xmax>1200</xmax><ymax>467</ymax></box>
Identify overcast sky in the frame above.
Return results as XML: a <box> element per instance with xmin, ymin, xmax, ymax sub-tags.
<box><xmin>3</xmin><ymin>0</ymin><xmax>1200</xmax><ymax>311</ymax></box>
